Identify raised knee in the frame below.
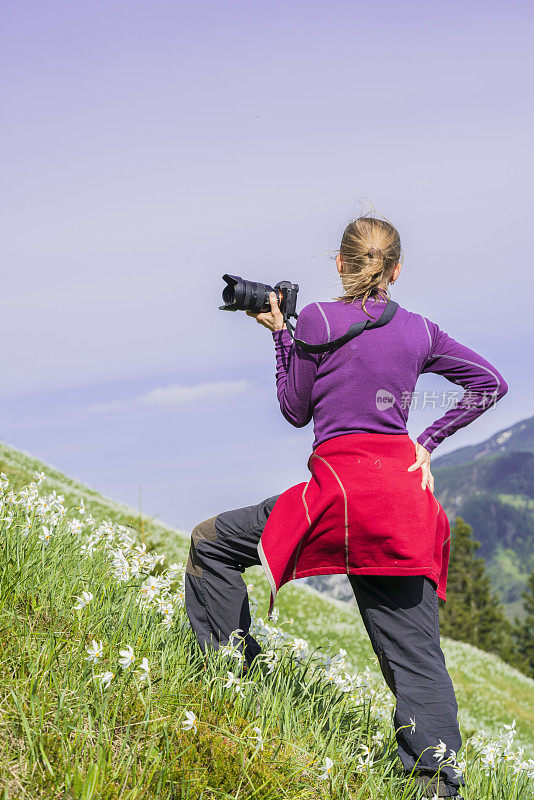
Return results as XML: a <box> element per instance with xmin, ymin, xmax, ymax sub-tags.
<box><xmin>186</xmin><ymin>515</ymin><xmax>219</xmax><ymax>578</ymax></box>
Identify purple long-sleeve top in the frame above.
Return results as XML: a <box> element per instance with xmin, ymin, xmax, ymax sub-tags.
<box><xmin>271</xmin><ymin>296</ymin><xmax>508</xmax><ymax>454</ymax></box>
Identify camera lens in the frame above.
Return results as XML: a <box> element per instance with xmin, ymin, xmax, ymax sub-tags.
<box><xmin>220</xmin><ymin>275</ymin><xmax>275</xmax><ymax>313</ymax></box>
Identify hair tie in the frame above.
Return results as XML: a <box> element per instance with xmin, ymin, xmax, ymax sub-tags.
<box><xmin>367</xmin><ymin>247</ymin><xmax>381</xmax><ymax>258</ymax></box>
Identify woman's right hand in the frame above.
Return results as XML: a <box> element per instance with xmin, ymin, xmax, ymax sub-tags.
<box><xmin>407</xmin><ymin>442</ymin><xmax>434</xmax><ymax>492</ymax></box>
<box><xmin>245</xmin><ymin>291</ymin><xmax>286</xmax><ymax>332</ymax></box>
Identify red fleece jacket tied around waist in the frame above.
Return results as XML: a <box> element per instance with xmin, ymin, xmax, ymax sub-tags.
<box><xmin>257</xmin><ymin>432</ymin><xmax>450</xmax><ymax>617</ymax></box>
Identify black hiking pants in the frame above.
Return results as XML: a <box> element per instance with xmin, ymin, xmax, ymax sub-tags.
<box><xmin>184</xmin><ymin>494</ymin><xmax>465</xmax><ymax>797</ymax></box>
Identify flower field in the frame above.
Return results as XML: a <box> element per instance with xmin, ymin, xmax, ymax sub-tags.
<box><xmin>0</xmin><ymin>441</ymin><xmax>533</xmax><ymax>799</ymax></box>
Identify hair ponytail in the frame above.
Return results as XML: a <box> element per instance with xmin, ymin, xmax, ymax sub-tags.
<box><xmin>333</xmin><ymin>214</ymin><xmax>402</xmax><ymax>315</ymax></box>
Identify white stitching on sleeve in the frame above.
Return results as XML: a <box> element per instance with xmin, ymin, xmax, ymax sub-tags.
<box><xmin>420</xmin><ymin>315</ymin><xmax>432</xmax><ymax>349</ymax></box>
<box><xmin>314</xmin><ymin>302</ymin><xmax>331</xmax><ymax>342</ymax></box>
<box><xmin>431</xmin><ymin>353</ymin><xmax>501</xmax><ymax>391</ymax></box>
<box><xmin>419</xmin><ymin>353</ymin><xmax>502</xmax><ymax>448</ymax></box>
<box><xmin>419</xmin><ymin>408</ymin><xmax>472</xmax><ymax>449</ymax></box>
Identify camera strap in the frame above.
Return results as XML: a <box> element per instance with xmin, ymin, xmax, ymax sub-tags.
<box><xmin>283</xmin><ymin>300</ymin><xmax>399</xmax><ymax>354</ymax></box>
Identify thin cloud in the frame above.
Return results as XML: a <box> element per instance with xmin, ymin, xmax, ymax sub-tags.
<box><xmin>91</xmin><ymin>380</ymin><xmax>251</xmax><ymax>412</ymax></box>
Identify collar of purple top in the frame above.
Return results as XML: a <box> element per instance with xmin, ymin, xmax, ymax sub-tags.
<box><xmin>336</xmin><ymin>295</ymin><xmax>388</xmax><ymax>304</ymax></box>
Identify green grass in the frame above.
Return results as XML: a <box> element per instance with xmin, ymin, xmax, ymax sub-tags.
<box><xmin>0</xmin><ymin>441</ymin><xmax>533</xmax><ymax>799</ymax></box>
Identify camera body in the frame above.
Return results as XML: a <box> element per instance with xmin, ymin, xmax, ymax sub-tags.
<box><xmin>219</xmin><ymin>274</ymin><xmax>299</xmax><ymax>319</ymax></box>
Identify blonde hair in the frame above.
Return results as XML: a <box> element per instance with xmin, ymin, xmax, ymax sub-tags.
<box><xmin>333</xmin><ymin>213</ymin><xmax>402</xmax><ymax>316</ymax></box>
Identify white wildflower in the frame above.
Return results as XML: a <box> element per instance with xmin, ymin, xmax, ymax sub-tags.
<box><xmin>39</xmin><ymin>526</ymin><xmax>52</xmax><ymax>545</ymax></box>
<box><xmin>260</xmin><ymin>649</ymin><xmax>279</xmax><ymax>674</ymax></box>
<box><xmin>159</xmin><ymin>614</ymin><xmax>173</xmax><ymax>631</ymax></box>
<box><xmin>182</xmin><ymin>710</ymin><xmax>197</xmax><ymax>733</ymax></box>
<box><xmin>318</xmin><ymin>756</ymin><xmax>334</xmax><ymax>780</ymax></box>
<box><xmin>228</xmin><ymin>628</ymin><xmax>245</xmax><ymax>648</ymax></box>
<box><xmin>167</xmin><ymin>562</ymin><xmax>185</xmax><ymax>579</ymax></box>
<box><xmin>68</xmin><ymin>518</ymin><xmax>84</xmax><ymax>535</ymax></box>
<box><xmin>85</xmin><ymin>639</ymin><xmax>104</xmax><ymax>663</ymax></box>
<box><xmin>95</xmin><ymin>671</ymin><xmax>114</xmax><ymax>688</ymax></box>
<box><xmin>156</xmin><ymin>598</ymin><xmax>174</xmax><ymax>618</ymax></box>
<box><xmin>372</xmin><ymin>730</ymin><xmax>385</xmax><ymax>746</ymax></box>
<box><xmin>137</xmin><ymin>657</ymin><xmax>150</xmax><ymax>682</ymax></box>
<box><xmin>219</xmin><ymin>642</ymin><xmax>245</xmax><ymax>661</ymax></box>
<box><xmin>73</xmin><ymin>591</ymin><xmax>94</xmax><ymax>610</ymax></box>
<box><xmin>223</xmin><ymin>671</ymin><xmax>245</xmax><ymax>695</ymax></box>
<box><xmin>118</xmin><ymin>645</ymin><xmax>135</xmax><ymax>669</ymax></box>
<box><xmin>290</xmin><ymin>637</ymin><xmax>309</xmax><ymax>661</ymax></box>
<box><xmin>453</xmin><ymin>757</ymin><xmax>467</xmax><ymax>778</ymax></box>
<box><xmin>354</xmin><ymin>744</ymin><xmax>373</xmax><ymax>770</ymax></box>
<box><xmin>329</xmin><ymin>669</ymin><xmax>356</xmax><ymax>692</ymax></box>
<box><xmin>252</xmin><ymin>726</ymin><xmax>264</xmax><ymax>750</ymax></box>
<box><xmin>433</xmin><ymin>739</ymin><xmax>447</xmax><ymax>762</ymax></box>
<box><xmin>139</xmin><ymin>575</ymin><xmax>163</xmax><ymax>602</ymax></box>
<box><xmin>110</xmin><ymin>549</ymin><xmax>130</xmax><ymax>581</ymax></box>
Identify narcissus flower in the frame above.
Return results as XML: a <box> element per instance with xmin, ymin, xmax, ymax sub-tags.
<box><xmin>137</xmin><ymin>657</ymin><xmax>150</xmax><ymax>682</ymax></box>
<box><xmin>118</xmin><ymin>645</ymin><xmax>135</xmax><ymax>669</ymax></box>
<box><xmin>182</xmin><ymin>710</ymin><xmax>197</xmax><ymax>733</ymax></box>
<box><xmin>95</xmin><ymin>671</ymin><xmax>114</xmax><ymax>688</ymax></box>
<box><xmin>85</xmin><ymin>639</ymin><xmax>104</xmax><ymax>663</ymax></box>
<box><xmin>318</xmin><ymin>756</ymin><xmax>334</xmax><ymax>779</ymax></box>
<box><xmin>38</xmin><ymin>526</ymin><xmax>52</xmax><ymax>545</ymax></box>
<box><xmin>73</xmin><ymin>591</ymin><xmax>94</xmax><ymax>610</ymax></box>
<box><xmin>433</xmin><ymin>739</ymin><xmax>447</xmax><ymax>762</ymax></box>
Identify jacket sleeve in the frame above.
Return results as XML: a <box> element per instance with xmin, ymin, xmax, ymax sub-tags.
<box><xmin>416</xmin><ymin>318</ymin><xmax>509</xmax><ymax>454</ymax></box>
<box><xmin>271</xmin><ymin>303</ymin><xmax>324</xmax><ymax>428</ymax></box>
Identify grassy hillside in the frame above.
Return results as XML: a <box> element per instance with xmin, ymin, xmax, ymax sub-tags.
<box><xmin>1</xmin><ymin>440</ymin><xmax>533</xmax><ymax>798</ymax></box>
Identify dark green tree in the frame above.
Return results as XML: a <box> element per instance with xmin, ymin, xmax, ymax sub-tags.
<box><xmin>512</xmin><ymin>568</ymin><xmax>534</xmax><ymax>677</ymax></box>
<box><xmin>438</xmin><ymin>517</ymin><xmax>519</xmax><ymax>664</ymax></box>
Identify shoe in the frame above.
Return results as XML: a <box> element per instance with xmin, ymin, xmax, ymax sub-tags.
<box><xmin>410</xmin><ymin>773</ymin><xmax>464</xmax><ymax>798</ymax></box>
<box><xmin>409</xmin><ymin>793</ymin><xmax>463</xmax><ymax>799</ymax></box>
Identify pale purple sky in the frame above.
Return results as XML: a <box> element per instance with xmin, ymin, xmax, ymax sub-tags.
<box><xmin>1</xmin><ymin>0</ymin><xmax>533</xmax><ymax>530</ymax></box>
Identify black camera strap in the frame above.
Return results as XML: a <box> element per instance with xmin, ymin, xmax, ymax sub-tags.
<box><xmin>283</xmin><ymin>300</ymin><xmax>399</xmax><ymax>354</ymax></box>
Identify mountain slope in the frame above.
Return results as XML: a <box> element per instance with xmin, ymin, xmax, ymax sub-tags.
<box><xmin>0</xmin><ymin>439</ymin><xmax>533</xmax><ymax>760</ymax></box>
<box><xmin>432</xmin><ymin>416</ymin><xmax>534</xmax><ymax>469</ymax></box>
<box><xmin>432</xmin><ymin>419</ymin><xmax>534</xmax><ymax>612</ymax></box>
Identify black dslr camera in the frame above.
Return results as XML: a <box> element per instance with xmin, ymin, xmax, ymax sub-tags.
<box><xmin>219</xmin><ymin>274</ymin><xmax>299</xmax><ymax>319</ymax></box>
<box><xmin>219</xmin><ymin>273</ymin><xmax>399</xmax><ymax>354</ymax></box>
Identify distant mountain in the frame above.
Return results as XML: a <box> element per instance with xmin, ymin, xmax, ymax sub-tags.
<box><xmin>303</xmin><ymin>416</ymin><xmax>534</xmax><ymax>619</ymax></box>
<box><xmin>432</xmin><ymin>416</ymin><xmax>534</xmax><ymax>468</ymax></box>
<box><xmin>432</xmin><ymin>419</ymin><xmax>534</xmax><ymax>614</ymax></box>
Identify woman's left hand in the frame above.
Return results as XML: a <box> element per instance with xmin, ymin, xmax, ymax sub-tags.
<box><xmin>407</xmin><ymin>442</ymin><xmax>434</xmax><ymax>492</ymax></box>
<box><xmin>246</xmin><ymin>291</ymin><xmax>286</xmax><ymax>332</ymax></box>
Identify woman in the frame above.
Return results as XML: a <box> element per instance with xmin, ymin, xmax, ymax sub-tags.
<box><xmin>184</xmin><ymin>215</ymin><xmax>508</xmax><ymax>800</ymax></box>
